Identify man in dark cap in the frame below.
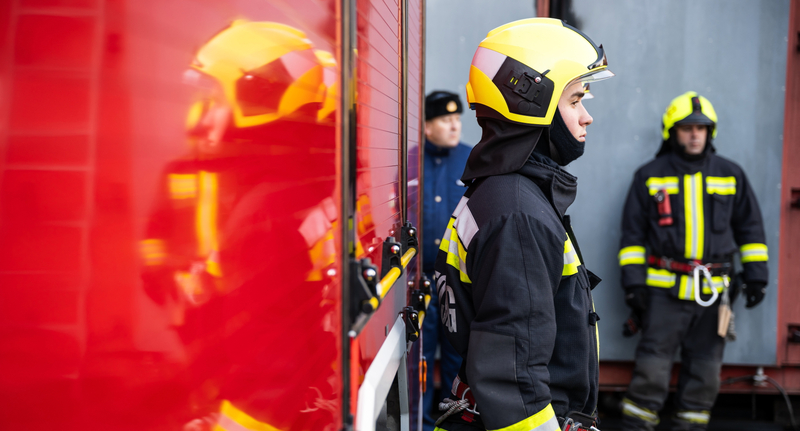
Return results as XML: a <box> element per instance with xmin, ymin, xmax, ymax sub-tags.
<box><xmin>421</xmin><ymin>90</ymin><xmax>471</xmax><ymax>431</ymax></box>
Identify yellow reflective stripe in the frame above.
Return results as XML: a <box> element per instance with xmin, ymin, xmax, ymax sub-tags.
<box><xmin>140</xmin><ymin>238</ymin><xmax>166</xmax><ymax>266</ymax></box>
<box><xmin>676</xmin><ymin>410</ymin><xmax>710</xmax><ymax>424</ymax></box>
<box><xmin>619</xmin><ymin>245</ymin><xmax>646</xmax><ymax>266</ymax></box>
<box><xmin>678</xmin><ymin>275</ymin><xmax>693</xmax><ymax>300</ymax></box>
<box><xmin>683</xmin><ymin>173</ymin><xmax>704</xmax><ymax>260</ymax></box>
<box><xmin>206</xmin><ymin>250</ymin><xmax>223</xmax><ymax>278</ymax></box>
<box><xmin>706</xmin><ymin>176</ymin><xmax>736</xmax><ymax>195</ymax></box>
<box><xmin>197</xmin><ymin>171</ymin><xmax>219</xmax><ymax>257</ymax></box>
<box><xmin>563</xmin><ymin>236</ymin><xmax>582</xmax><ymax>276</ymax></box>
<box><xmin>622</xmin><ymin>398</ymin><xmax>659</xmax><ymax>424</ymax></box>
<box><xmin>438</xmin><ymin>217</ymin><xmax>454</xmax><ymax>253</ymax></box>
<box><xmin>215</xmin><ymin>400</ymin><xmax>281</xmax><ymax>431</ymax></box>
<box><xmin>441</xmin><ymin>217</ymin><xmax>471</xmax><ymax>283</ymax></box>
<box><xmin>706</xmin><ymin>276</ymin><xmax>726</xmax><ymax>294</ymax></box>
<box><xmin>645</xmin><ymin>176</ymin><xmax>680</xmax><ymax>196</ymax></box>
<box><xmin>646</xmin><ymin>268</ymin><xmax>676</xmax><ymax>288</ymax></box>
<box><xmin>677</xmin><ymin>275</ymin><xmax>727</xmax><ymax>300</ymax></box>
<box><xmin>740</xmin><ymin>243</ymin><xmax>768</xmax><ymax>263</ymax></box>
<box><xmin>169</xmin><ymin>173</ymin><xmax>197</xmax><ymax>199</ymax></box>
<box><xmin>593</xmin><ymin>300</ymin><xmax>600</xmax><ymax>362</ymax></box>
<box><xmin>489</xmin><ymin>403</ymin><xmax>560</xmax><ymax>431</ymax></box>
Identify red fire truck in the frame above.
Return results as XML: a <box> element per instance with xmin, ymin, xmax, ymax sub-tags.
<box><xmin>0</xmin><ymin>0</ymin><xmax>426</xmax><ymax>430</ymax></box>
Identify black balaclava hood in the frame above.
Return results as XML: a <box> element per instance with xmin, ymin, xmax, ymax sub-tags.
<box><xmin>548</xmin><ymin>107</ymin><xmax>585</xmax><ymax>166</ymax></box>
<box><xmin>460</xmin><ymin>117</ymin><xmax>544</xmax><ymax>183</ymax></box>
<box><xmin>655</xmin><ymin>126</ymin><xmax>716</xmax><ymax>161</ymax></box>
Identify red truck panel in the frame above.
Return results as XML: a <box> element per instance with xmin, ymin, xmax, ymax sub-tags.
<box><xmin>0</xmin><ymin>0</ymin><xmax>347</xmax><ymax>429</ymax></box>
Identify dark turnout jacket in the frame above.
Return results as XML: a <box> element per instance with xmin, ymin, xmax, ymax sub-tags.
<box><xmin>434</xmin><ymin>153</ymin><xmax>600</xmax><ymax>431</ymax></box>
<box><xmin>619</xmin><ymin>152</ymin><xmax>768</xmax><ymax>299</ymax></box>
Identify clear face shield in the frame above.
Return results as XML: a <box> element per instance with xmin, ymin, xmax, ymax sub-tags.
<box><xmin>570</xmin><ymin>45</ymin><xmax>614</xmax><ymax>100</ymax></box>
<box><xmin>582</xmin><ymin>83</ymin><xmax>594</xmax><ymax>100</ymax></box>
<box><xmin>578</xmin><ymin>44</ymin><xmax>615</xmax><ymax>85</ymax></box>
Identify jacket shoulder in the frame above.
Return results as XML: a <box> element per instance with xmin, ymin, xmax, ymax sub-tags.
<box><xmin>708</xmin><ymin>153</ymin><xmax>746</xmax><ymax>176</ymax></box>
<box><xmin>634</xmin><ymin>156</ymin><xmax>672</xmax><ymax>176</ymax></box>
<box><xmin>468</xmin><ymin>173</ymin><xmax>561</xmax><ymax>232</ymax></box>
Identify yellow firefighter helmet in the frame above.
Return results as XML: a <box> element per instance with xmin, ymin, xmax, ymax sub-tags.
<box><xmin>466</xmin><ymin>18</ymin><xmax>613</xmax><ymax>126</ymax></box>
<box><xmin>187</xmin><ymin>20</ymin><xmax>326</xmax><ymax>128</ymax></box>
<box><xmin>661</xmin><ymin>91</ymin><xmax>718</xmax><ymax>140</ymax></box>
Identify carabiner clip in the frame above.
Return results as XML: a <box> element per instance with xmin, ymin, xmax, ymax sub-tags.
<box><xmin>693</xmin><ymin>264</ymin><xmax>719</xmax><ymax>307</ymax></box>
<box><xmin>460</xmin><ymin>387</ymin><xmax>480</xmax><ymax>415</ymax></box>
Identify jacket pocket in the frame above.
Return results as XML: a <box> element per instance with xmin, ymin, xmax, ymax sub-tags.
<box><xmin>712</xmin><ymin>194</ymin><xmax>732</xmax><ymax>233</ymax></box>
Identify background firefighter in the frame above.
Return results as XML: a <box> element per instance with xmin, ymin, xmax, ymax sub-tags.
<box><xmin>618</xmin><ymin>92</ymin><xmax>769</xmax><ymax>431</ymax></box>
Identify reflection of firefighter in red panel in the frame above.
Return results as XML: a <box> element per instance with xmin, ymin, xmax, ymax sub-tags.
<box><xmin>138</xmin><ymin>20</ymin><xmax>339</xmax><ymax>431</ymax></box>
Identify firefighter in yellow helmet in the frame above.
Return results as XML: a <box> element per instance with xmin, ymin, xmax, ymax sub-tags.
<box><xmin>618</xmin><ymin>92</ymin><xmax>768</xmax><ymax>431</ymax></box>
<box><xmin>140</xmin><ymin>21</ymin><xmax>337</xmax><ymax>431</ymax></box>
<box><xmin>142</xmin><ymin>19</ymin><xmax>329</xmax><ymax>308</ymax></box>
<box><xmin>432</xmin><ymin>18</ymin><xmax>613</xmax><ymax>431</ymax></box>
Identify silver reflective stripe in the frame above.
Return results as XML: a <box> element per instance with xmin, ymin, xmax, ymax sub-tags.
<box><xmin>538</xmin><ymin>415</ymin><xmax>560</xmax><ymax>431</ymax></box>
<box><xmin>445</xmin><ymin>228</ymin><xmax>469</xmax><ymax>278</ymax></box>
<box><xmin>453</xmin><ymin>195</ymin><xmax>469</xmax><ymax>216</ymax></box>
<box><xmin>623</xmin><ymin>401</ymin><xmax>658</xmax><ymax>423</ymax></box>
<box><xmin>676</xmin><ymin>411</ymin><xmax>710</xmax><ymax>423</ymax></box>
<box><xmin>471</xmin><ymin>47</ymin><xmax>506</xmax><ymax>80</ymax></box>
<box><xmin>741</xmin><ymin>249</ymin><xmax>765</xmax><ymax>259</ymax></box>
<box><xmin>564</xmin><ymin>248</ymin><xmax>578</xmax><ymax>265</ymax></box>
<box><xmin>619</xmin><ymin>251</ymin><xmax>644</xmax><ymax>261</ymax></box>
<box><xmin>647</xmin><ymin>272</ymin><xmax>675</xmax><ymax>284</ymax></box>
<box><xmin>688</xmin><ymin>176</ymin><xmax>700</xmax><ymax>258</ymax></box>
<box><xmin>453</xmin><ymin>203</ymin><xmax>479</xmax><ymax>249</ymax></box>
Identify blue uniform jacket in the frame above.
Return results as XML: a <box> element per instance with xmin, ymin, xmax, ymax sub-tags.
<box><xmin>423</xmin><ymin>139</ymin><xmax>471</xmax><ymax>275</ymax></box>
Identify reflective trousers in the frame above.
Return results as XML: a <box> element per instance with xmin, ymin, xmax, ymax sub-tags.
<box><xmin>622</xmin><ymin>288</ymin><xmax>725</xmax><ymax>431</ymax></box>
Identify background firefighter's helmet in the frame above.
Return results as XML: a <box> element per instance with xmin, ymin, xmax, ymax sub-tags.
<box><xmin>466</xmin><ymin>17</ymin><xmax>613</xmax><ymax>126</ymax></box>
<box><xmin>661</xmin><ymin>91</ymin><xmax>718</xmax><ymax>140</ymax></box>
<box><xmin>186</xmin><ymin>20</ymin><xmax>327</xmax><ymax>129</ymax></box>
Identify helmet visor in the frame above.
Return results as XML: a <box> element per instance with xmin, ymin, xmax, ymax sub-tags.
<box><xmin>577</xmin><ymin>68</ymin><xmax>615</xmax><ymax>84</ymax></box>
<box><xmin>582</xmin><ymin>83</ymin><xmax>594</xmax><ymax>100</ymax></box>
<box><xmin>675</xmin><ymin>112</ymin><xmax>715</xmax><ymax>126</ymax></box>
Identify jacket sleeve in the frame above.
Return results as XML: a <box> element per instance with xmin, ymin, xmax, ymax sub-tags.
<box><xmin>464</xmin><ymin>212</ymin><xmax>562</xmax><ymax>431</ymax></box>
<box><xmin>619</xmin><ymin>170</ymin><xmax>649</xmax><ymax>289</ymax></box>
<box><xmin>731</xmin><ymin>171</ymin><xmax>768</xmax><ymax>284</ymax></box>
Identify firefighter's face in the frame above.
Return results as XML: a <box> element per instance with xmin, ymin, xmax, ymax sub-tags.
<box><xmin>197</xmin><ymin>99</ymin><xmax>231</xmax><ymax>155</ymax></box>
<box><xmin>557</xmin><ymin>81</ymin><xmax>593</xmax><ymax>142</ymax></box>
<box><xmin>425</xmin><ymin>113</ymin><xmax>462</xmax><ymax>148</ymax></box>
<box><xmin>675</xmin><ymin>123</ymin><xmax>707</xmax><ymax>155</ymax></box>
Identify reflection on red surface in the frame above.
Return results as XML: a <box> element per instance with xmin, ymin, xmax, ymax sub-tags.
<box><xmin>0</xmin><ymin>1</ymin><xmax>341</xmax><ymax>429</ymax></box>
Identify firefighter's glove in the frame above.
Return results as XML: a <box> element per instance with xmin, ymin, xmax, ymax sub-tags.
<box><xmin>624</xmin><ymin>285</ymin><xmax>649</xmax><ymax>315</ymax></box>
<box><xmin>744</xmin><ymin>281</ymin><xmax>766</xmax><ymax>308</ymax></box>
<box><xmin>622</xmin><ymin>311</ymin><xmax>642</xmax><ymax>337</ymax></box>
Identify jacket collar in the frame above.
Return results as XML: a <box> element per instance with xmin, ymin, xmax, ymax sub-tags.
<box><xmin>516</xmin><ymin>152</ymin><xmax>577</xmax><ymax>219</ymax></box>
<box><xmin>665</xmin><ymin>151</ymin><xmax>710</xmax><ymax>175</ymax></box>
<box><xmin>425</xmin><ymin>139</ymin><xmax>451</xmax><ymax>156</ymax></box>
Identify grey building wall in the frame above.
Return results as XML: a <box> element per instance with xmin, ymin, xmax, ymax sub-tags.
<box><xmin>424</xmin><ymin>0</ymin><xmax>790</xmax><ymax>365</ymax></box>
<box><xmin>566</xmin><ymin>0</ymin><xmax>789</xmax><ymax>365</ymax></box>
<box><xmin>424</xmin><ymin>0</ymin><xmax>536</xmax><ymax>146</ymax></box>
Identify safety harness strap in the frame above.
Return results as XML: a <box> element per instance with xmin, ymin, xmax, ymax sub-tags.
<box><xmin>647</xmin><ymin>255</ymin><xmax>731</xmax><ymax>276</ymax></box>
